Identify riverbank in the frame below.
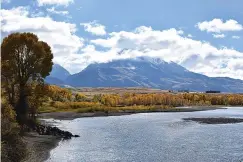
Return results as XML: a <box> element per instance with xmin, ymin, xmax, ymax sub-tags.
<box><xmin>23</xmin><ymin>120</ymin><xmax>79</xmax><ymax>162</ymax></box>
<box><xmin>23</xmin><ymin>132</ymin><xmax>61</xmax><ymax>162</ymax></box>
<box><xmin>23</xmin><ymin>106</ymin><xmax>227</xmax><ymax>162</ymax></box>
<box><xmin>38</xmin><ymin>106</ymin><xmax>224</xmax><ymax>120</ymax></box>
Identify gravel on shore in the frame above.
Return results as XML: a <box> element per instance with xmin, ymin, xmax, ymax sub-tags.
<box><xmin>23</xmin><ymin>132</ymin><xmax>61</xmax><ymax>162</ymax></box>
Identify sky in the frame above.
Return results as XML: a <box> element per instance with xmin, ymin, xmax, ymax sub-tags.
<box><xmin>1</xmin><ymin>0</ymin><xmax>243</xmax><ymax>79</ymax></box>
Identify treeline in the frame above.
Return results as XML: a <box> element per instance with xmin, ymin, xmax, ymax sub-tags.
<box><xmin>93</xmin><ymin>93</ymin><xmax>243</xmax><ymax>107</ymax></box>
<box><xmin>43</xmin><ymin>85</ymin><xmax>243</xmax><ymax>108</ymax></box>
<box><xmin>43</xmin><ymin>85</ymin><xmax>88</xmax><ymax>102</ymax></box>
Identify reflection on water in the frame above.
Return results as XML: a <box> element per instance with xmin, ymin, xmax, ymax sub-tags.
<box><xmin>46</xmin><ymin>108</ymin><xmax>243</xmax><ymax>162</ymax></box>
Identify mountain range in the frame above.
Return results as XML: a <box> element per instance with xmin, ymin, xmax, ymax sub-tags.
<box><xmin>45</xmin><ymin>64</ymin><xmax>71</xmax><ymax>85</ymax></box>
<box><xmin>45</xmin><ymin>57</ymin><xmax>243</xmax><ymax>93</ymax></box>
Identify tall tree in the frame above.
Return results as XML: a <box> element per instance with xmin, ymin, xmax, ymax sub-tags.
<box><xmin>1</xmin><ymin>32</ymin><xmax>53</xmax><ymax>124</ymax></box>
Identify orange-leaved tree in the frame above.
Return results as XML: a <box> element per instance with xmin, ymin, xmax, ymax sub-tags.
<box><xmin>1</xmin><ymin>32</ymin><xmax>53</xmax><ymax>124</ymax></box>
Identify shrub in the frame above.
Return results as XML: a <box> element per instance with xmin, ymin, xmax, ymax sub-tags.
<box><xmin>74</xmin><ymin>93</ymin><xmax>87</xmax><ymax>102</ymax></box>
<box><xmin>1</xmin><ymin>99</ymin><xmax>28</xmax><ymax>162</ymax></box>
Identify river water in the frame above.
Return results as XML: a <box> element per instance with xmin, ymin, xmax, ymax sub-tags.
<box><xmin>46</xmin><ymin>107</ymin><xmax>243</xmax><ymax>162</ymax></box>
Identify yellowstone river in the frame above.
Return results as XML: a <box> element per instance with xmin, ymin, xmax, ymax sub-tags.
<box><xmin>45</xmin><ymin>107</ymin><xmax>243</xmax><ymax>162</ymax></box>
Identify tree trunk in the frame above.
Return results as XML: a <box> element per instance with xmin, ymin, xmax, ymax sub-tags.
<box><xmin>9</xmin><ymin>83</ymin><xmax>15</xmax><ymax>107</ymax></box>
<box><xmin>16</xmin><ymin>84</ymin><xmax>29</xmax><ymax>125</ymax></box>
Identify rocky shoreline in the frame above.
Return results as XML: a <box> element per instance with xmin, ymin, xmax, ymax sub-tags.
<box><xmin>23</xmin><ymin>122</ymin><xmax>79</xmax><ymax>162</ymax></box>
<box><xmin>34</xmin><ymin>124</ymin><xmax>80</xmax><ymax>139</ymax></box>
<box><xmin>23</xmin><ymin>132</ymin><xmax>61</xmax><ymax>162</ymax></box>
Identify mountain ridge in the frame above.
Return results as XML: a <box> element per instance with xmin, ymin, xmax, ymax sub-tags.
<box><xmin>46</xmin><ymin>58</ymin><xmax>243</xmax><ymax>93</ymax></box>
<box><xmin>45</xmin><ymin>64</ymin><xmax>70</xmax><ymax>85</ymax></box>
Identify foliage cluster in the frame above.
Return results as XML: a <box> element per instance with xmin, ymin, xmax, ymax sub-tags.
<box><xmin>40</xmin><ymin>89</ymin><xmax>243</xmax><ymax>114</ymax></box>
<box><xmin>1</xmin><ymin>98</ymin><xmax>28</xmax><ymax>162</ymax></box>
<box><xmin>95</xmin><ymin>93</ymin><xmax>243</xmax><ymax>107</ymax></box>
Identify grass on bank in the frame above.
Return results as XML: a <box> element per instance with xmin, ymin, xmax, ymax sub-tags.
<box><xmin>39</xmin><ymin>101</ymin><xmax>174</xmax><ymax>114</ymax></box>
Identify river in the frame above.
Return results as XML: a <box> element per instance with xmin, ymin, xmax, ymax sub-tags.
<box><xmin>45</xmin><ymin>107</ymin><xmax>243</xmax><ymax>162</ymax></box>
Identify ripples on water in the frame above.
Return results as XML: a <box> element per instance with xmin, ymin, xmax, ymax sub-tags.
<box><xmin>46</xmin><ymin>107</ymin><xmax>243</xmax><ymax>162</ymax></box>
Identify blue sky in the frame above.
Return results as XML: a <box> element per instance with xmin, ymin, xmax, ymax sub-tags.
<box><xmin>1</xmin><ymin>0</ymin><xmax>243</xmax><ymax>79</ymax></box>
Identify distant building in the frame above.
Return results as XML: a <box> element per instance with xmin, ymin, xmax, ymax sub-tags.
<box><xmin>178</xmin><ymin>90</ymin><xmax>189</xmax><ymax>93</ymax></box>
<box><xmin>205</xmin><ymin>90</ymin><xmax>221</xmax><ymax>93</ymax></box>
<box><xmin>168</xmin><ymin>90</ymin><xmax>177</xmax><ymax>93</ymax></box>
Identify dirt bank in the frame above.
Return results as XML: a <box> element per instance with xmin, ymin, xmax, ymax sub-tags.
<box><xmin>23</xmin><ymin>132</ymin><xmax>61</xmax><ymax>162</ymax></box>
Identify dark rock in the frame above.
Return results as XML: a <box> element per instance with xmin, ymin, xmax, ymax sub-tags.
<box><xmin>33</xmin><ymin>124</ymin><xmax>78</xmax><ymax>140</ymax></box>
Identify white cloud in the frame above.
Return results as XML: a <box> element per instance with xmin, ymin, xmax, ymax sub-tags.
<box><xmin>47</xmin><ymin>7</ymin><xmax>69</xmax><ymax>15</ymax></box>
<box><xmin>187</xmin><ymin>34</ymin><xmax>193</xmax><ymax>38</ymax></box>
<box><xmin>80</xmin><ymin>21</ymin><xmax>106</xmax><ymax>36</ymax></box>
<box><xmin>31</xmin><ymin>10</ymin><xmax>45</xmax><ymax>17</ymax></box>
<box><xmin>1</xmin><ymin>7</ymin><xmax>243</xmax><ymax>79</ymax></box>
<box><xmin>1</xmin><ymin>6</ymin><xmax>83</xmax><ymax>70</ymax></box>
<box><xmin>196</xmin><ymin>18</ymin><xmax>243</xmax><ymax>33</ymax></box>
<box><xmin>37</xmin><ymin>0</ymin><xmax>73</xmax><ymax>6</ymax></box>
<box><xmin>89</xmin><ymin>26</ymin><xmax>243</xmax><ymax>79</ymax></box>
<box><xmin>213</xmin><ymin>34</ymin><xmax>225</xmax><ymax>38</ymax></box>
<box><xmin>232</xmin><ymin>35</ymin><xmax>240</xmax><ymax>39</ymax></box>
